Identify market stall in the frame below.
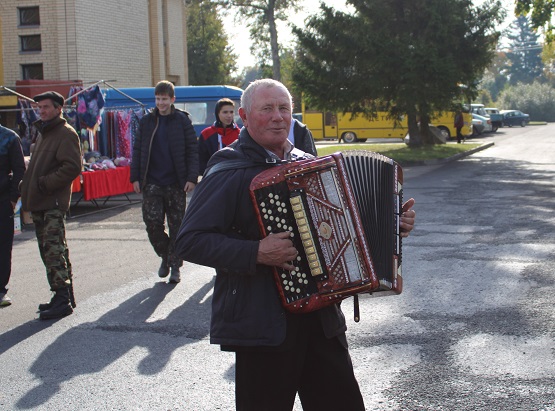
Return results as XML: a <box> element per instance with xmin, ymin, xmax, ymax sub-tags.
<box><xmin>2</xmin><ymin>81</ymin><xmax>146</xmax><ymax>210</ymax></box>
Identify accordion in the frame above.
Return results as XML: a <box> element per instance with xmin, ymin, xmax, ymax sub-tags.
<box><xmin>249</xmin><ymin>150</ymin><xmax>403</xmax><ymax>314</ymax></box>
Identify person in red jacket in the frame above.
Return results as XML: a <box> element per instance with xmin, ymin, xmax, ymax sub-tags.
<box><xmin>198</xmin><ymin>98</ymin><xmax>240</xmax><ymax>175</ymax></box>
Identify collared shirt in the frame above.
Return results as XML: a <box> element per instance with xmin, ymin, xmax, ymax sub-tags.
<box><xmin>264</xmin><ymin>139</ymin><xmax>295</xmax><ymax>162</ymax></box>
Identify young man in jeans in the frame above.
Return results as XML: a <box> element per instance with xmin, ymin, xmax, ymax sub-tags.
<box><xmin>131</xmin><ymin>81</ymin><xmax>198</xmax><ymax>283</ymax></box>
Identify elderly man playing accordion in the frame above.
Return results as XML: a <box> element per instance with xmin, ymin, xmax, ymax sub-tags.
<box><xmin>176</xmin><ymin>79</ymin><xmax>416</xmax><ymax>411</ymax></box>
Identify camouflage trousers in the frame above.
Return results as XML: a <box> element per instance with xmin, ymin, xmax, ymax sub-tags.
<box><xmin>142</xmin><ymin>183</ymin><xmax>186</xmax><ymax>268</ymax></box>
<box><xmin>32</xmin><ymin>209</ymin><xmax>72</xmax><ymax>291</ymax></box>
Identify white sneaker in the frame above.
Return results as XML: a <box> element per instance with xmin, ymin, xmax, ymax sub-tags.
<box><xmin>0</xmin><ymin>293</ymin><xmax>12</xmax><ymax>307</ymax></box>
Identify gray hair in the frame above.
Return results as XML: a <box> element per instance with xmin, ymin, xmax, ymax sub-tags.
<box><xmin>241</xmin><ymin>79</ymin><xmax>292</xmax><ymax>114</ymax></box>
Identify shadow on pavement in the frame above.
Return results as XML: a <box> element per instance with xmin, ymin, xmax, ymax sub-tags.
<box><xmin>16</xmin><ymin>278</ymin><xmax>215</xmax><ymax>409</ymax></box>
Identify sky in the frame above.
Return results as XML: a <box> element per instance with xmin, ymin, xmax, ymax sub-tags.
<box><xmin>224</xmin><ymin>0</ymin><xmax>351</xmax><ymax>72</ymax></box>
<box><xmin>224</xmin><ymin>0</ymin><xmax>517</xmax><ymax>73</ymax></box>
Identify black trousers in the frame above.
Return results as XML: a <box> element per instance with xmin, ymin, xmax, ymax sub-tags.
<box><xmin>456</xmin><ymin>126</ymin><xmax>463</xmax><ymax>143</ymax></box>
<box><xmin>0</xmin><ymin>199</ymin><xmax>14</xmax><ymax>293</ymax></box>
<box><xmin>235</xmin><ymin>314</ymin><xmax>365</xmax><ymax>411</ymax></box>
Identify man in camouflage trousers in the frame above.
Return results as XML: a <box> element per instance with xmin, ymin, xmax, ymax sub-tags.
<box><xmin>20</xmin><ymin>91</ymin><xmax>82</xmax><ymax>320</ymax></box>
<box><xmin>131</xmin><ymin>81</ymin><xmax>198</xmax><ymax>284</ymax></box>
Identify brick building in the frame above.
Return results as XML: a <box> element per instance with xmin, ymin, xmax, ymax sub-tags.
<box><xmin>0</xmin><ymin>0</ymin><xmax>189</xmax><ymax>123</ymax></box>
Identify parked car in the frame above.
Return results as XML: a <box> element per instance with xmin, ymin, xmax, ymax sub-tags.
<box><xmin>500</xmin><ymin>110</ymin><xmax>530</xmax><ymax>127</ymax></box>
<box><xmin>484</xmin><ymin>107</ymin><xmax>503</xmax><ymax>131</ymax></box>
<box><xmin>471</xmin><ymin>113</ymin><xmax>492</xmax><ymax>136</ymax></box>
<box><xmin>470</xmin><ymin>103</ymin><xmax>488</xmax><ymax>117</ymax></box>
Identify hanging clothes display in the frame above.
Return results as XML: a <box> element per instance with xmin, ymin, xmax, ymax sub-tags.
<box><xmin>77</xmin><ymin>85</ymin><xmax>105</xmax><ymax>129</ymax></box>
<box><xmin>101</xmin><ymin>107</ymin><xmax>144</xmax><ymax>160</ymax></box>
<box><xmin>15</xmin><ymin>99</ymin><xmax>39</xmax><ymax>155</ymax></box>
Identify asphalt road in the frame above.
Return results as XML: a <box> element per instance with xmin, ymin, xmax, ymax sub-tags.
<box><xmin>1</xmin><ymin>124</ymin><xmax>554</xmax><ymax>410</ymax></box>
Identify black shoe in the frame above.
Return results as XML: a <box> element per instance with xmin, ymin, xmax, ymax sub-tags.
<box><xmin>158</xmin><ymin>257</ymin><xmax>170</xmax><ymax>278</ymax></box>
<box><xmin>39</xmin><ymin>288</ymin><xmax>73</xmax><ymax>320</ymax></box>
<box><xmin>169</xmin><ymin>266</ymin><xmax>181</xmax><ymax>283</ymax></box>
<box><xmin>38</xmin><ymin>293</ymin><xmax>56</xmax><ymax>312</ymax></box>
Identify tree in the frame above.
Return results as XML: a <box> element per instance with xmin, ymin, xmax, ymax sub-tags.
<box><xmin>480</xmin><ymin>51</ymin><xmax>510</xmax><ymax>102</ymax></box>
<box><xmin>515</xmin><ymin>0</ymin><xmax>555</xmax><ymax>42</ymax></box>
<box><xmin>293</xmin><ymin>0</ymin><xmax>505</xmax><ymax>146</ymax></box>
<box><xmin>498</xmin><ymin>81</ymin><xmax>555</xmax><ymax>121</ymax></box>
<box><xmin>541</xmin><ymin>41</ymin><xmax>555</xmax><ymax>84</ymax></box>
<box><xmin>505</xmin><ymin>16</ymin><xmax>544</xmax><ymax>84</ymax></box>
<box><xmin>187</xmin><ymin>0</ymin><xmax>238</xmax><ymax>85</ymax></box>
<box><xmin>220</xmin><ymin>0</ymin><xmax>301</xmax><ymax>80</ymax></box>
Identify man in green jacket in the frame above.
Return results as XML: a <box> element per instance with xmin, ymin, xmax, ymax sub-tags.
<box><xmin>20</xmin><ymin>91</ymin><xmax>82</xmax><ymax>320</ymax></box>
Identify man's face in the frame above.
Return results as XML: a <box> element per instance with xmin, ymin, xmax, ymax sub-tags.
<box><xmin>239</xmin><ymin>86</ymin><xmax>291</xmax><ymax>154</ymax></box>
<box><xmin>218</xmin><ymin>104</ymin><xmax>235</xmax><ymax>127</ymax></box>
<box><xmin>37</xmin><ymin>99</ymin><xmax>62</xmax><ymax>122</ymax></box>
<box><xmin>155</xmin><ymin>93</ymin><xmax>175</xmax><ymax>116</ymax></box>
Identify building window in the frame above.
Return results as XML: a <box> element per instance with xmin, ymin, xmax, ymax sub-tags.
<box><xmin>21</xmin><ymin>63</ymin><xmax>44</xmax><ymax>80</ymax></box>
<box><xmin>18</xmin><ymin>7</ymin><xmax>40</xmax><ymax>26</ymax></box>
<box><xmin>20</xmin><ymin>35</ymin><xmax>42</xmax><ymax>52</ymax></box>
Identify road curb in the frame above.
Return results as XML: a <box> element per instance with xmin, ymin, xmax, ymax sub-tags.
<box><xmin>400</xmin><ymin>142</ymin><xmax>495</xmax><ymax>167</ymax></box>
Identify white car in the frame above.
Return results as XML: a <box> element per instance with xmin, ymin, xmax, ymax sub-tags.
<box><xmin>471</xmin><ymin>113</ymin><xmax>492</xmax><ymax>136</ymax></box>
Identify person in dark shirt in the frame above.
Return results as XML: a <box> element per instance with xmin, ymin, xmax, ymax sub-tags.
<box><xmin>0</xmin><ymin>124</ymin><xmax>25</xmax><ymax>306</ymax></box>
<box><xmin>130</xmin><ymin>81</ymin><xmax>198</xmax><ymax>284</ymax></box>
<box><xmin>175</xmin><ymin>79</ymin><xmax>416</xmax><ymax>410</ymax></box>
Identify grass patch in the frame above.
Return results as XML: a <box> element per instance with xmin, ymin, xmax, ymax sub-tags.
<box><xmin>316</xmin><ymin>142</ymin><xmax>482</xmax><ymax>164</ymax></box>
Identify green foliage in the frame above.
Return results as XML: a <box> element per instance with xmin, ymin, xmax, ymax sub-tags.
<box><xmin>515</xmin><ymin>0</ymin><xmax>555</xmax><ymax>42</ymax></box>
<box><xmin>316</xmin><ymin>143</ymin><xmax>482</xmax><ymax>164</ymax></box>
<box><xmin>187</xmin><ymin>0</ymin><xmax>238</xmax><ymax>85</ymax></box>
<box><xmin>220</xmin><ymin>0</ymin><xmax>302</xmax><ymax>80</ymax></box>
<box><xmin>497</xmin><ymin>82</ymin><xmax>555</xmax><ymax>121</ymax></box>
<box><xmin>476</xmin><ymin>89</ymin><xmax>494</xmax><ymax>106</ymax></box>
<box><xmin>480</xmin><ymin>51</ymin><xmax>509</xmax><ymax>102</ymax></box>
<box><xmin>506</xmin><ymin>16</ymin><xmax>544</xmax><ymax>84</ymax></box>
<box><xmin>292</xmin><ymin>0</ymin><xmax>505</xmax><ymax>146</ymax></box>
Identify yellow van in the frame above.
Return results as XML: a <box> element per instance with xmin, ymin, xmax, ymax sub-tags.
<box><xmin>302</xmin><ymin>109</ymin><xmax>472</xmax><ymax>142</ymax></box>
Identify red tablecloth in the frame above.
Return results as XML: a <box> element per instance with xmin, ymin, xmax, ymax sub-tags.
<box><xmin>72</xmin><ymin>176</ymin><xmax>81</xmax><ymax>193</ymax></box>
<box><xmin>81</xmin><ymin>166</ymin><xmax>134</xmax><ymax>201</ymax></box>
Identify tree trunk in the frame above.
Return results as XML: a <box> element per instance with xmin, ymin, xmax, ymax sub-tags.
<box><xmin>266</xmin><ymin>1</ymin><xmax>281</xmax><ymax>80</ymax></box>
<box><xmin>419</xmin><ymin>113</ymin><xmax>434</xmax><ymax>145</ymax></box>
<box><xmin>407</xmin><ymin>112</ymin><xmax>422</xmax><ymax>147</ymax></box>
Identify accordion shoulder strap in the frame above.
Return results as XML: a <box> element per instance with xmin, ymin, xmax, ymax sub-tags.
<box><xmin>203</xmin><ymin>159</ymin><xmax>271</xmax><ymax>179</ymax></box>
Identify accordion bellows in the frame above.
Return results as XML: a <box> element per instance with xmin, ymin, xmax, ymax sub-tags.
<box><xmin>250</xmin><ymin>150</ymin><xmax>403</xmax><ymax>313</ymax></box>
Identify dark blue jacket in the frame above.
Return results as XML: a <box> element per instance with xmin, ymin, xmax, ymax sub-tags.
<box><xmin>130</xmin><ymin>106</ymin><xmax>198</xmax><ymax>188</ymax></box>
<box><xmin>175</xmin><ymin>128</ymin><xmax>346</xmax><ymax>349</ymax></box>
<box><xmin>0</xmin><ymin>126</ymin><xmax>25</xmax><ymax>204</ymax></box>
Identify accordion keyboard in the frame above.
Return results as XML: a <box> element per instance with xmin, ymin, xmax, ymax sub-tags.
<box><xmin>255</xmin><ymin>183</ymin><xmax>321</xmax><ymax>303</ymax></box>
